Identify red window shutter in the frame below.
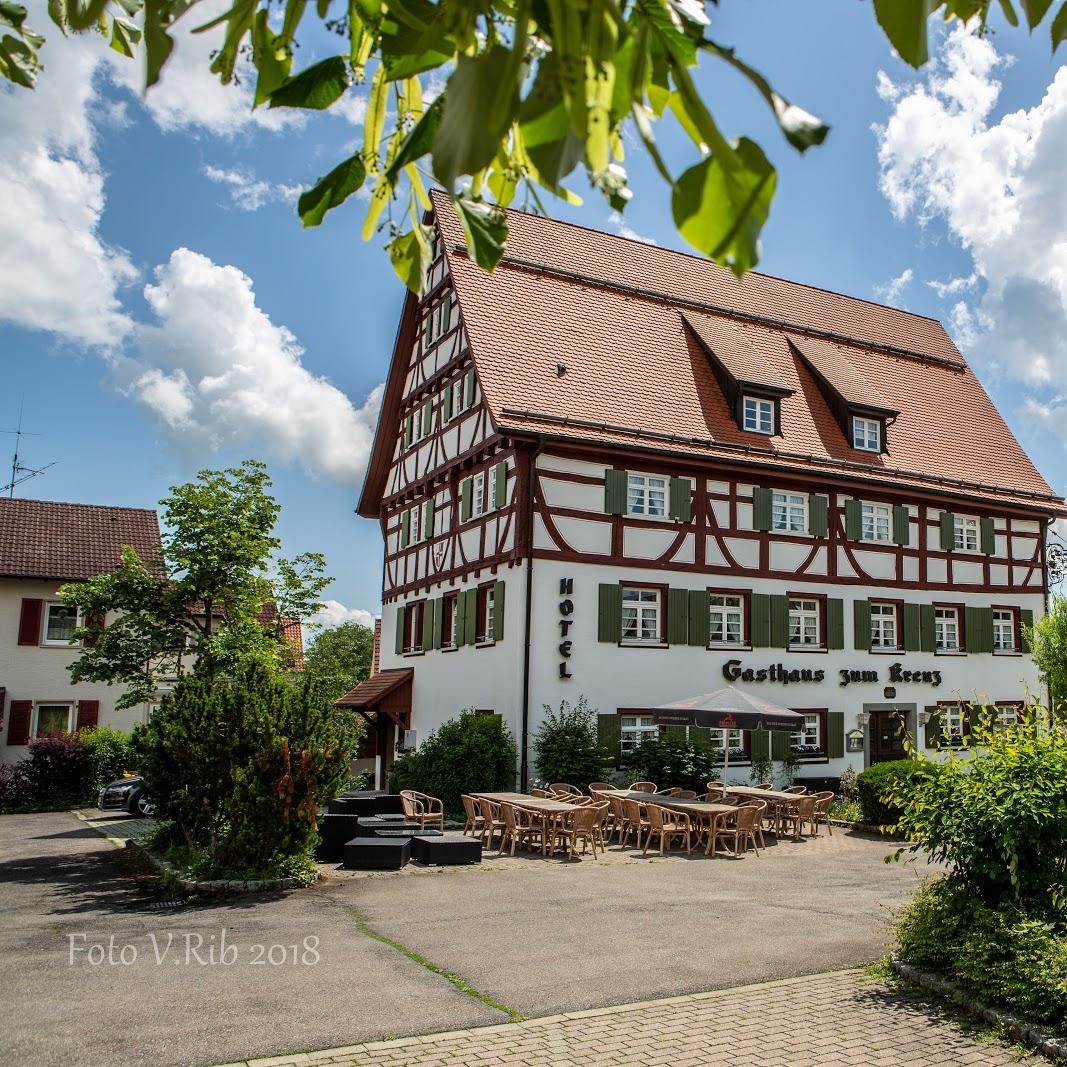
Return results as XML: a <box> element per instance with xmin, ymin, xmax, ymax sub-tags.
<box><xmin>17</xmin><ymin>599</ymin><xmax>43</xmax><ymax>646</ymax></box>
<box><xmin>7</xmin><ymin>701</ymin><xmax>32</xmax><ymax>745</ymax></box>
<box><xmin>76</xmin><ymin>700</ymin><xmax>100</xmax><ymax>732</ymax></box>
<box><xmin>83</xmin><ymin>612</ymin><xmax>105</xmax><ymax>647</ymax></box>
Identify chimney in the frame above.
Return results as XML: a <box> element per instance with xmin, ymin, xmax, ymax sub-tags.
<box><xmin>372</xmin><ymin>617</ymin><xmax>381</xmax><ymax>676</ymax></box>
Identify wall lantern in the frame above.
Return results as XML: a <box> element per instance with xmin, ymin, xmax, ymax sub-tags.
<box><xmin>917</xmin><ymin>709</ymin><xmax>932</xmax><ymax>727</ymax></box>
<box><xmin>857</xmin><ymin>711</ymin><xmax>871</xmax><ymax>727</ymax></box>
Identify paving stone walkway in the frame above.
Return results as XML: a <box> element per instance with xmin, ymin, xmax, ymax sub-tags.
<box><xmin>230</xmin><ymin>969</ymin><xmax>1037</xmax><ymax>1067</ymax></box>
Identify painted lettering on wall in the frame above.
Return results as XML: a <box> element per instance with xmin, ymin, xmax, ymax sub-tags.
<box><xmin>722</xmin><ymin>659</ymin><xmax>825</xmax><ymax>685</ymax></box>
<box><xmin>558</xmin><ymin>577</ymin><xmax>574</xmax><ymax>680</ymax></box>
<box><xmin>837</xmin><ymin>665</ymin><xmax>942</xmax><ymax>687</ymax></box>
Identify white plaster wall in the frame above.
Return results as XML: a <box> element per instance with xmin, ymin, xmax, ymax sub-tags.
<box><xmin>540</xmin><ymin>476</ymin><xmax>593</xmax><ymax>512</ymax></box>
<box><xmin>952</xmin><ymin>559</ymin><xmax>984</xmax><ymax>586</ymax></box>
<box><xmin>769</xmin><ymin>541</ymin><xmax>813</xmax><ymax>573</ymax></box>
<box><xmin>724</xmin><ymin>538</ymin><xmax>759</xmax><ymax>568</ymax></box>
<box><xmin>623</xmin><ymin>525</ymin><xmax>680</xmax><ymax>560</ymax></box>
<box><xmin>852</xmin><ymin>548</ymin><xmax>896</xmax><ymax>581</ymax></box>
<box><xmin>553</xmin><ymin>516</ymin><xmax>612</xmax><ymax>555</ymax></box>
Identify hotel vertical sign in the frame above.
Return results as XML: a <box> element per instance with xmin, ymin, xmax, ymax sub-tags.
<box><xmin>559</xmin><ymin>577</ymin><xmax>574</xmax><ymax>679</ymax></box>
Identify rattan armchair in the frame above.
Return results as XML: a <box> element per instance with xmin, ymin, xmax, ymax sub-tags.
<box><xmin>499</xmin><ymin>803</ymin><xmax>545</xmax><ymax>856</ymax></box>
<box><xmin>606</xmin><ymin>792</ymin><xmax>627</xmax><ymax>844</ymax></box>
<box><xmin>673</xmin><ymin>789</ymin><xmax>698</xmax><ymax>799</ymax></box>
<box><xmin>591</xmin><ymin>801</ymin><xmax>611</xmax><ymax>856</ymax></box>
<box><xmin>549</xmin><ymin>782</ymin><xmax>582</xmax><ymax>796</ymax></box>
<box><xmin>460</xmin><ymin>794</ymin><xmax>484</xmax><ymax>837</ymax></box>
<box><xmin>555</xmin><ymin>803</ymin><xmax>599</xmax><ymax>860</ymax></box>
<box><xmin>783</xmin><ymin>785</ymin><xmax>808</xmax><ymax>795</ymax></box>
<box><xmin>530</xmin><ymin>787</ymin><xmax>550</xmax><ymax>797</ymax></box>
<box><xmin>810</xmin><ymin>791</ymin><xmax>835</xmax><ymax>836</ymax></box>
<box><xmin>656</xmin><ymin>787</ymin><xmax>682</xmax><ymax>796</ymax></box>
<box><xmin>621</xmin><ymin>797</ymin><xmax>650</xmax><ymax>848</ymax></box>
<box><xmin>643</xmin><ymin>803</ymin><xmax>693</xmax><ymax>855</ymax></box>
<box><xmin>712</xmin><ymin>803</ymin><xmax>762</xmax><ymax>856</ymax></box>
<box><xmin>628</xmin><ymin>781</ymin><xmax>657</xmax><ymax>793</ymax></box>
<box><xmin>588</xmin><ymin>781</ymin><xmax>613</xmax><ymax>793</ymax></box>
<box><xmin>477</xmin><ymin>798</ymin><xmax>506</xmax><ymax>848</ymax></box>
<box><xmin>399</xmin><ymin>789</ymin><xmax>445</xmax><ymax>831</ymax></box>
<box><xmin>781</xmin><ymin>794</ymin><xmax>818</xmax><ymax>840</ymax></box>
<box><xmin>754</xmin><ymin>782</ymin><xmax>774</xmax><ymax>790</ymax></box>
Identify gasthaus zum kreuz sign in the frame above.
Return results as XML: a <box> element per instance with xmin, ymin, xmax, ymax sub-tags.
<box><xmin>721</xmin><ymin>659</ymin><xmax>943</xmax><ymax>688</ymax></box>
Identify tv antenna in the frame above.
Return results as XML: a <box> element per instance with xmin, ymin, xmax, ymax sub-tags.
<box><xmin>1</xmin><ymin>400</ymin><xmax>55</xmax><ymax>497</ymax></box>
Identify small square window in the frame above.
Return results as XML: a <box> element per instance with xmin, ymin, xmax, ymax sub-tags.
<box><xmin>43</xmin><ymin>603</ymin><xmax>78</xmax><ymax>645</ymax></box>
<box><xmin>708</xmin><ymin>728</ymin><xmax>744</xmax><ymax>756</ymax></box>
<box><xmin>620</xmin><ymin>715</ymin><xmax>657</xmax><ymax>754</ymax></box>
<box><xmin>708</xmin><ymin>594</ymin><xmax>745</xmax><ymax>647</ymax></box>
<box><xmin>853</xmin><ymin>417</ymin><xmax>881</xmax><ymax>451</ymax></box>
<box><xmin>742</xmin><ymin>396</ymin><xmax>775</xmax><ymax>435</ymax></box>
<box><xmin>449</xmin><ymin>379</ymin><xmax>464</xmax><ymax>420</ymax></box>
<box><xmin>621</xmin><ymin>587</ymin><xmax>661</xmax><ymax>643</ymax></box>
<box><xmin>34</xmin><ymin>703</ymin><xmax>73</xmax><ymax>738</ymax></box>
<box><xmin>789</xmin><ymin>598</ymin><xmax>821</xmax><ymax>647</ymax></box>
<box><xmin>861</xmin><ymin>503</ymin><xmax>891</xmax><ymax>542</ymax></box>
<box><xmin>870</xmin><ymin>602</ymin><xmax>899</xmax><ymax>650</ymax></box>
<box><xmin>791</xmin><ymin>713</ymin><xmax>822</xmax><ymax>753</ymax></box>
<box><xmin>953</xmin><ymin>515</ymin><xmax>979</xmax><ymax>552</ymax></box>
<box><xmin>626</xmin><ymin>473</ymin><xmax>667</xmax><ymax>517</ymax></box>
<box><xmin>772</xmin><ymin>492</ymin><xmax>807</xmax><ymax>534</ymax></box>
<box><xmin>942</xmin><ymin>703</ymin><xmax>965</xmax><ymax>740</ymax></box>
<box><xmin>473</xmin><ymin>471</ymin><xmax>486</xmax><ymax>517</ymax></box>
<box><xmin>992</xmin><ymin>609</ymin><xmax>1016</xmax><ymax>652</ymax></box>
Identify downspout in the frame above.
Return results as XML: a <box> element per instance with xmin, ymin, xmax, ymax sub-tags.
<box><xmin>519</xmin><ymin>435</ymin><xmax>544</xmax><ymax>790</ymax></box>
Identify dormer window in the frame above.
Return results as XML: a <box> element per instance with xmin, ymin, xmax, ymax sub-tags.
<box><xmin>742</xmin><ymin>395</ymin><xmax>775</xmax><ymax>435</ymax></box>
<box><xmin>852</xmin><ymin>416</ymin><xmax>881</xmax><ymax>452</ymax></box>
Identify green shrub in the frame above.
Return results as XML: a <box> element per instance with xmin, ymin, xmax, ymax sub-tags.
<box><xmin>14</xmin><ymin>735</ymin><xmax>92</xmax><ymax>808</ymax></box>
<box><xmin>533</xmin><ymin>696</ymin><xmax>609</xmax><ymax>789</ymax></box>
<box><xmin>624</xmin><ymin>734</ymin><xmax>723</xmax><ymax>794</ymax></box>
<box><xmin>389</xmin><ymin>712</ymin><xmax>516</xmax><ymax>814</ymax></box>
<box><xmin>134</xmin><ymin>666</ymin><xmax>356</xmax><ymax>877</ymax></box>
<box><xmin>80</xmin><ymin>726</ymin><xmax>136</xmax><ymax>794</ymax></box>
<box><xmin>854</xmin><ymin>759</ymin><xmax>939</xmax><ymax>827</ymax></box>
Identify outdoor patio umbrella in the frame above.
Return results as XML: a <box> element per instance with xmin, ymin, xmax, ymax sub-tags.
<box><xmin>652</xmin><ymin>686</ymin><xmax>807</xmax><ymax>784</ymax></box>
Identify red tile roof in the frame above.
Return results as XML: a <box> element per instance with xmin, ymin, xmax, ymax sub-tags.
<box><xmin>787</xmin><ymin>334</ymin><xmax>896</xmax><ymax>415</ymax></box>
<box><xmin>683</xmin><ymin>311</ymin><xmax>792</xmax><ymax>396</ymax></box>
<box><xmin>426</xmin><ymin>191</ymin><xmax>1061</xmax><ymax>514</ymax></box>
<box><xmin>0</xmin><ymin>498</ymin><xmax>162</xmax><ymax>580</ymax></box>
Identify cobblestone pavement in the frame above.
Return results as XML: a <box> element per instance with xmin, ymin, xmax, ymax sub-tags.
<box><xmin>230</xmin><ymin>969</ymin><xmax>1037</xmax><ymax>1067</ymax></box>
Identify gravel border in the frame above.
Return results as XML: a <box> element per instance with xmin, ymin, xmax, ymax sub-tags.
<box><xmin>125</xmin><ymin>839</ymin><xmax>300</xmax><ymax>893</ymax></box>
<box><xmin>891</xmin><ymin>956</ymin><xmax>1067</xmax><ymax>1062</ymax></box>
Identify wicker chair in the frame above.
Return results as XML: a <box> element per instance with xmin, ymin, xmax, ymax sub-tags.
<box><xmin>399</xmin><ymin>789</ymin><xmax>445</xmax><ymax>831</ymax></box>
<box><xmin>783</xmin><ymin>785</ymin><xmax>808</xmax><ymax>795</ymax></box>
<box><xmin>621</xmin><ymin>798</ymin><xmax>649</xmax><ymax>848</ymax></box>
<box><xmin>549</xmin><ymin>782</ymin><xmax>582</xmax><ymax>796</ymax></box>
<box><xmin>555</xmin><ymin>804</ymin><xmax>599</xmax><ymax>860</ymax></box>
<box><xmin>628</xmin><ymin>781</ymin><xmax>657</xmax><ymax>793</ymax></box>
<box><xmin>656</xmin><ymin>787</ymin><xmax>682</xmax><ymax>796</ymax></box>
<box><xmin>673</xmin><ymin>789</ymin><xmax>698</xmax><ymax>800</ymax></box>
<box><xmin>746</xmin><ymin>799</ymin><xmax>769</xmax><ymax>849</ymax></box>
<box><xmin>643</xmin><ymin>803</ymin><xmax>693</xmax><ymax>855</ymax></box>
<box><xmin>460</xmin><ymin>794</ymin><xmax>484</xmax><ymax>837</ymax></box>
<box><xmin>713</xmin><ymin>804</ymin><xmax>762</xmax><ymax>856</ymax></box>
<box><xmin>478</xmin><ymin>798</ymin><xmax>506</xmax><ymax>848</ymax></box>
<box><xmin>530</xmin><ymin>787</ymin><xmax>550</xmax><ymax>797</ymax></box>
<box><xmin>591</xmin><ymin>801</ymin><xmax>611</xmax><ymax>856</ymax></box>
<box><xmin>704</xmin><ymin>782</ymin><xmax>726</xmax><ymax>796</ymax></box>
<box><xmin>588</xmin><ymin>781</ymin><xmax>613</xmax><ymax>793</ymax></box>
<box><xmin>781</xmin><ymin>794</ymin><xmax>818</xmax><ymax>840</ymax></box>
<box><xmin>499</xmin><ymin>803</ymin><xmax>544</xmax><ymax>856</ymax></box>
<box><xmin>567</xmin><ymin>795</ymin><xmax>594</xmax><ymax>806</ymax></box>
<box><xmin>755</xmin><ymin>782</ymin><xmax>774</xmax><ymax>790</ymax></box>
<box><xmin>606</xmin><ymin>793</ymin><xmax>627</xmax><ymax>844</ymax></box>
<box><xmin>810</xmin><ymin>791</ymin><xmax>836</xmax><ymax>836</ymax></box>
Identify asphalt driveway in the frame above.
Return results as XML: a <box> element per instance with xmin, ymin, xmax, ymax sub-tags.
<box><xmin>0</xmin><ymin>811</ymin><xmax>935</xmax><ymax>1067</ymax></box>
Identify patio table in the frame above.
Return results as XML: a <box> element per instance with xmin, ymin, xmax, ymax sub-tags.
<box><xmin>471</xmin><ymin>792</ymin><xmax>574</xmax><ymax>855</ymax></box>
<box><xmin>603</xmin><ymin>791</ymin><xmax>737</xmax><ymax>855</ymax></box>
<box><xmin>725</xmin><ymin>785</ymin><xmax>800</xmax><ymax>835</ymax></box>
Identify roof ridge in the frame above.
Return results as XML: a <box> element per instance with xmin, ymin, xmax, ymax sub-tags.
<box><xmin>0</xmin><ymin>497</ymin><xmax>158</xmax><ymax>515</ymax></box>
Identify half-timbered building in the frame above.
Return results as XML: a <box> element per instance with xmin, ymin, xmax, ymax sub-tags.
<box><xmin>350</xmin><ymin>190</ymin><xmax>1064</xmax><ymax>789</ymax></box>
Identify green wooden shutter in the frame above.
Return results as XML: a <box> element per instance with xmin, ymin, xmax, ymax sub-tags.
<box><xmin>690</xmin><ymin>726</ymin><xmax>712</xmax><ymax>747</ymax></box>
<box><xmin>750</xmin><ymin>728</ymin><xmax>770</xmax><ymax>764</ymax></box>
<box><xmin>598</xmin><ymin>584</ymin><xmax>622</xmax><ymax>642</ymax></box>
<box><xmin>923</xmin><ymin>707</ymin><xmax>942</xmax><ymax>749</ymax></box>
<box><xmin>809</xmin><ymin>495</ymin><xmax>829</xmax><ymax>537</ymax></box>
<box><xmin>940</xmin><ymin>513</ymin><xmax>956</xmax><ymax>551</ymax></box>
<box><xmin>1020</xmin><ymin>608</ymin><xmax>1034</xmax><ymax>653</ymax></box>
<box><xmin>826</xmin><ymin>598</ymin><xmax>844</xmax><ymax>650</ymax></box>
<box><xmin>400</xmin><ymin>509</ymin><xmax>410</xmax><ymax>548</ymax></box>
<box><xmin>598</xmin><ymin>714</ymin><xmax>623</xmax><ymax>768</ymax></box>
<box><xmin>432</xmin><ymin>598</ymin><xmax>444</xmax><ymax>649</ymax></box>
<box><xmin>964</xmin><ymin>606</ymin><xmax>992</xmax><ymax>653</ymax></box>
<box><xmin>903</xmin><ymin>602</ymin><xmax>921</xmax><ymax>652</ymax></box>
<box><xmin>421</xmin><ymin>397</ymin><xmax>432</xmax><ymax>437</ymax></box>
<box><xmin>421</xmin><ymin>601</ymin><xmax>434</xmax><ymax>650</ymax></box>
<box><xmin>493</xmin><ymin>580</ymin><xmax>506</xmax><ymax>641</ymax></box>
<box><xmin>845</xmin><ymin>499</ymin><xmax>862</xmax><ymax>541</ymax></box>
<box><xmin>893</xmin><ymin>505</ymin><xmax>910</xmax><ymax>546</ymax></box>
<box><xmin>460</xmin><ymin>477</ymin><xmax>473</xmax><ymax>521</ymax></box>
<box><xmin>769</xmin><ymin>594</ymin><xmax>790</xmax><ymax>649</ymax></box>
<box><xmin>688</xmin><ymin>589</ymin><xmax>709</xmax><ymax>646</ymax></box>
<box><xmin>920</xmin><ymin>603</ymin><xmax>936</xmax><ymax>652</ymax></box>
<box><xmin>664</xmin><ymin>724</ymin><xmax>687</xmax><ymax>740</ymax></box>
<box><xmin>492</xmin><ymin>462</ymin><xmax>507</xmax><ymax>510</ymax></box>
<box><xmin>455</xmin><ymin>589</ymin><xmax>467</xmax><ymax>646</ymax></box>
<box><xmin>752</xmin><ymin>487</ymin><xmax>773</xmax><ymax>531</ymax></box>
<box><xmin>395</xmin><ymin>605</ymin><xmax>406</xmax><ymax>655</ymax></box>
<box><xmin>980</xmin><ymin>517</ymin><xmax>995</xmax><ymax>555</ymax></box>
<box><xmin>668</xmin><ymin>477</ymin><xmax>692</xmax><ymax>522</ymax></box>
<box><xmin>751</xmin><ymin>593</ymin><xmax>772</xmax><ymax>648</ymax></box>
<box><xmin>667</xmin><ymin>588</ymin><xmax>689</xmax><ymax>645</ymax></box>
<box><xmin>422</xmin><ymin>499</ymin><xmax>435</xmax><ymax>541</ymax></box>
<box><xmin>771</xmin><ymin>730</ymin><xmax>791</xmax><ymax>760</ymax></box>
<box><xmin>854</xmin><ymin>599</ymin><xmax>872</xmax><ymax>651</ymax></box>
<box><xmin>463</xmin><ymin>588</ymin><xmax>478</xmax><ymax>645</ymax></box>
<box><xmin>404</xmin><ymin>412</ymin><xmax>415</xmax><ymax>447</ymax></box>
<box><xmin>964</xmin><ymin>702</ymin><xmax>980</xmax><ymax>736</ymax></box>
<box><xmin>827</xmin><ymin>712</ymin><xmax>844</xmax><ymax>759</ymax></box>
<box><xmin>463</xmin><ymin>369</ymin><xmax>475</xmax><ymax>408</ymax></box>
<box><xmin>442</xmin><ymin>384</ymin><xmax>453</xmax><ymax>422</ymax></box>
<box><xmin>604</xmin><ymin>469</ymin><xmax>628</xmax><ymax>515</ymax></box>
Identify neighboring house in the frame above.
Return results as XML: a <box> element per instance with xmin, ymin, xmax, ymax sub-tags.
<box><xmin>0</xmin><ymin>498</ymin><xmax>162</xmax><ymax>761</ymax></box>
<box><xmin>347</xmin><ymin>190</ymin><xmax>1065</xmax><ymax>790</ymax></box>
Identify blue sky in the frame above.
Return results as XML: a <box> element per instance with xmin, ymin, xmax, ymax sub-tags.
<box><xmin>1</xmin><ymin>1</ymin><xmax>1065</xmax><ymax>625</ymax></box>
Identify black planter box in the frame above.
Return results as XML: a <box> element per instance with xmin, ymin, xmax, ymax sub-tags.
<box><xmin>342</xmin><ymin>837</ymin><xmax>410</xmax><ymax>870</ymax></box>
<box><xmin>357</xmin><ymin>816</ymin><xmax>422</xmax><ymax>836</ymax></box>
<box><xmin>314</xmin><ymin>814</ymin><xmax>364</xmax><ymax>863</ymax></box>
<box><xmin>410</xmin><ymin>835</ymin><xmax>482</xmax><ymax>866</ymax></box>
<box><xmin>327</xmin><ymin>793</ymin><xmax>406</xmax><ymax>817</ymax></box>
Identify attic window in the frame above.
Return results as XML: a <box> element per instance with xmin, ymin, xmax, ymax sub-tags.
<box><xmin>742</xmin><ymin>395</ymin><xmax>775</xmax><ymax>435</ymax></box>
<box><xmin>852</xmin><ymin>416</ymin><xmax>881</xmax><ymax>452</ymax></box>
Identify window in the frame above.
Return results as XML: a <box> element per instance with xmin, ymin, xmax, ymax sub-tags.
<box><xmin>448</xmin><ymin>378</ymin><xmax>464</xmax><ymax>421</ymax></box>
<box><xmin>993</xmin><ymin>704</ymin><xmax>1019</xmax><ymax>728</ymax></box>
<box><xmin>788</xmin><ymin>598</ymin><xmax>820</xmax><ymax>647</ymax></box>
<box><xmin>791</xmin><ymin>713</ymin><xmax>822</xmax><ymax>753</ymax></box>
<box><xmin>477</xmin><ymin>585</ymin><xmax>496</xmax><ymax>643</ymax></box>
<box><xmin>953</xmin><ymin>515</ymin><xmax>979</xmax><ymax>552</ymax></box>
<box><xmin>708</xmin><ymin>594</ymin><xmax>745</xmax><ymax>646</ymax></box>
<box><xmin>441</xmin><ymin>593</ymin><xmax>459</xmax><ymax>649</ymax></box>
<box><xmin>626</xmin><ymin>473</ymin><xmax>668</xmax><ymax>517</ymax></box>
<box><xmin>942</xmin><ymin>703</ymin><xmax>965</xmax><ymax>741</ymax></box>
<box><xmin>861</xmin><ymin>502</ymin><xmax>891</xmax><ymax>542</ymax></box>
<box><xmin>708</xmin><ymin>728</ymin><xmax>743</xmax><ymax>756</ymax></box>
<box><xmin>742</xmin><ymin>395</ymin><xmax>775</xmax><ymax>434</ymax></box>
<box><xmin>870</xmin><ymin>602</ymin><xmax>899</xmax><ymax>650</ymax></box>
<box><xmin>473</xmin><ymin>471</ymin><xmax>486</xmax><ymax>517</ymax></box>
<box><xmin>935</xmin><ymin>607</ymin><xmax>960</xmax><ymax>651</ymax></box>
<box><xmin>403</xmin><ymin>602</ymin><xmax>425</xmax><ymax>653</ymax></box>
<box><xmin>993</xmin><ymin>609</ymin><xmax>1016</xmax><ymax>652</ymax></box>
<box><xmin>34</xmin><ymin>703</ymin><xmax>73</xmax><ymax>738</ymax></box>
<box><xmin>852</xmin><ymin>416</ymin><xmax>881</xmax><ymax>451</ymax></box>
<box><xmin>621</xmin><ymin>587</ymin><xmax>661</xmax><ymax>643</ymax></box>
<box><xmin>772</xmin><ymin>492</ymin><xmax>807</xmax><ymax>534</ymax></box>
<box><xmin>42</xmin><ymin>603</ymin><xmax>78</xmax><ymax>645</ymax></box>
<box><xmin>620</xmin><ymin>715</ymin><xmax>657</xmax><ymax>754</ymax></box>
<box><xmin>410</xmin><ymin>502</ymin><xmax>423</xmax><ymax>545</ymax></box>
<box><xmin>421</xmin><ymin>293</ymin><xmax>453</xmax><ymax>348</ymax></box>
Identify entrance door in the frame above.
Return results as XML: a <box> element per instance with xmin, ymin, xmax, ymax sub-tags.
<box><xmin>870</xmin><ymin>710</ymin><xmax>908</xmax><ymax>764</ymax></box>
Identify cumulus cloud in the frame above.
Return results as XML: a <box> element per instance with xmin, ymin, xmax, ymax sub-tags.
<box><xmin>875</xmin><ymin>267</ymin><xmax>913</xmax><ymax>305</ymax></box>
<box><xmin>609</xmin><ymin>211</ymin><xmax>657</xmax><ymax>245</ymax></box>
<box><xmin>0</xmin><ymin>31</ymin><xmax>136</xmax><ymax>346</ymax></box>
<box><xmin>875</xmin><ymin>25</ymin><xmax>1067</xmax><ymax>442</ymax></box>
<box><xmin>130</xmin><ymin>249</ymin><xmax>382</xmax><ymax>484</ymax></box>
<box><xmin>312</xmin><ymin>600</ymin><xmax>377</xmax><ymax>630</ymax></box>
<box><xmin>202</xmin><ymin>165</ymin><xmax>301</xmax><ymax>211</ymax></box>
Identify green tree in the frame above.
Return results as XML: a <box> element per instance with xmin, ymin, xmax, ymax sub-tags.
<box><xmin>1028</xmin><ymin>593</ymin><xmax>1067</xmax><ymax>723</ymax></box>
<box><xmin>302</xmin><ymin>621</ymin><xmax>375</xmax><ymax>702</ymax></box>
<box><xmin>60</xmin><ymin>460</ymin><xmax>330</xmax><ymax>709</ymax></box>
<box><xmin>533</xmin><ymin>696</ymin><xmax>610</xmax><ymax>789</ymax></box>
<box><xmin>5</xmin><ymin>3</ymin><xmax>1063</xmax><ymax>289</ymax></box>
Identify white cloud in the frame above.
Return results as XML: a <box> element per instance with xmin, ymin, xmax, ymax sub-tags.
<box><xmin>333</xmin><ymin>91</ymin><xmax>368</xmax><ymax>125</ymax></box>
<box><xmin>312</xmin><ymin>600</ymin><xmax>377</xmax><ymax>630</ymax></box>
<box><xmin>130</xmin><ymin>249</ymin><xmax>382</xmax><ymax>484</ymax></box>
<box><xmin>0</xmin><ymin>31</ymin><xmax>136</xmax><ymax>346</ymax></box>
<box><xmin>926</xmin><ymin>271</ymin><xmax>978</xmax><ymax>297</ymax></box>
<box><xmin>875</xmin><ymin>267</ymin><xmax>913</xmax><ymax>305</ymax></box>
<box><xmin>875</xmin><ymin>25</ymin><xmax>1067</xmax><ymax>453</ymax></box>
<box><xmin>608</xmin><ymin>211</ymin><xmax>657</xmax><ymax>245</ymax></box>
<box><xmin>202</xmin><ymin>165</ymin><xmax>301</xmax><ymax>211</ymax></box>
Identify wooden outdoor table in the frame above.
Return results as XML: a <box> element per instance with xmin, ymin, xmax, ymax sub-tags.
<box><xmin>471</xmin><ymin>792</ymin><xmax>574</xmax><ymax>854</ymax></box>
<box><xmin>604</xmin><ymin>791</ymin><xmax>736</xmax><ymax>855</ymax></box>
<box><xmin>725</xmin><ymin>785</ymin><xmax>799</xmax><ymax>836</ymax></box>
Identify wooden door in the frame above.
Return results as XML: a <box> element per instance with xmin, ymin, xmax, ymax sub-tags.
<box><xmin>870</xmin><ymin>710</ymin><xmax>907</xmax><ymax>764</ymax></box>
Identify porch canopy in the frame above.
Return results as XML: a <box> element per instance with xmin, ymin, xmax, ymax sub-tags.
<box><xmin>334</xmin><ymin>668</ymin><xmax>413</xmax><ymax>731</ymax></box>
<box><xmin>651</xmin><ymin>686</ymin><xmax>806</xmax><ymax>733</ymax></box>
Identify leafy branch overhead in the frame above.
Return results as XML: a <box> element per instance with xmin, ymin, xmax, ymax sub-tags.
<box><xmin>7</xmin><ymin>1</ymin><xmax>1065</xmax><ymax>291</ymax></box>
